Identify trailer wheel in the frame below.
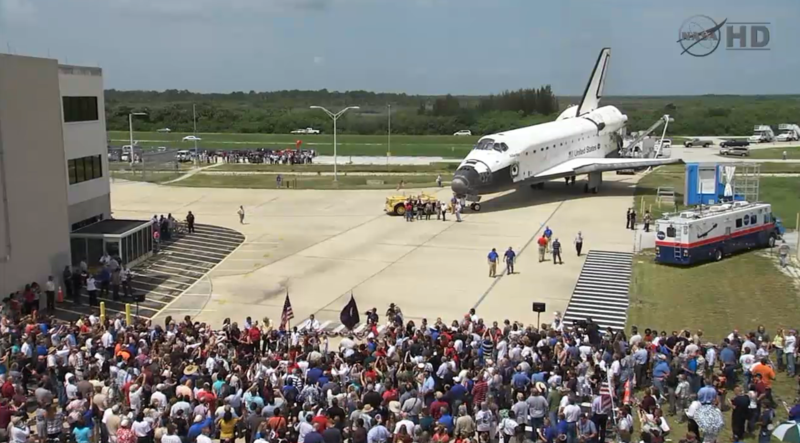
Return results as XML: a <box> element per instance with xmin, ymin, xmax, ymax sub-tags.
<box><xmin>393</xmin><ymin>204</ymin><xmax>406</xmax><ymax>216</ymax></box>
<box><xmin>714</xmin><ymin>248</ymin><xmax>723</xmax><ymax>261</ymax></box>
<box><xmin>768</xmin><ymin>235</ymin><xmax>776</xmax><ymax>248</ymax></box>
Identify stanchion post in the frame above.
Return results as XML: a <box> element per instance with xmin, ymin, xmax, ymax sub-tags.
<box><xmin>100</xmin><ymin>302</ymin><xmax>106</xmax><ymax>324</ymax></box>
<box><xmin>125</xmin><ymin>303</ymin><xmax>131</xmax><ymax>325</ymax></box>
<box><xmin>795</xmin><ymin>212</ymin><xmax>799</xmax><ymax>260</ymax></box>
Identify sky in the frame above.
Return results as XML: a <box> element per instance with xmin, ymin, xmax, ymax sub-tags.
<box><xmin>1</xmin><ymin>0</ymin><xmax>798</xmax><ymax>96</ymax></box>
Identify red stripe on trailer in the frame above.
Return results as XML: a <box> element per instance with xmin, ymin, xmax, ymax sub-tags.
<box><xmin>655</xmin><ymin>223</ymin><xmax>773</xmax><ymax>248</ymax></box>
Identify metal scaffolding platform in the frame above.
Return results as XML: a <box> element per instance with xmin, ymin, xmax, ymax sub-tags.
<box><xmin>730</xmin><ymin>162</ymin><xmax>761</xmax><ymax>202</ymax></box>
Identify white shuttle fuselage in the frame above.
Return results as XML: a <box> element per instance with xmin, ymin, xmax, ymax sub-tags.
<box><xmin>451</xmin><ymin>48</ymin><xmax>679</xmax><ymax>200</ymax></box>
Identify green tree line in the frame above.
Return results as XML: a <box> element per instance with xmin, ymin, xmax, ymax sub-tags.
<box><xmin>106</xmin><ymin>89</ymin><xmax>800</xmax><ymax>136</ymax></box>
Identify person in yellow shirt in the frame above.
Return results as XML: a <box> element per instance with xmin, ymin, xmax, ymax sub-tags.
<box><xmin>218</xmin><ymin>411</ymin><xmax>239</xmax><ymax>443</ymax></box>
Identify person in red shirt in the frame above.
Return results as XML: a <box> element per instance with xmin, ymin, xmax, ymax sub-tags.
<box><xmin>196</xmin><ymin>383</ymin><xmax>217</xmax><ymax>404</ymax></box>
<box><xmin>0</xmin><ymin>379</ymin><xmax>14</xmax><ymax>399</ymax></box>
<box><xmin>311</xmin><ymin>413</ymin><xmax>328</xmax><ymax>432</ymax></box>
<box><xmin>381</xmin><ymin>382</ymin><xmax>398</xmax><ymax>403</ymax></box>
<box><xmin>472</xmin><ymin>377</ymin><xmax>488</xmax><ymax>407</ymax></box>
<box><xmin>537</xmin><ymin>235</ymin><xmax>548</xmax><ymax>262</ymax></box>
<box><xmin>430</xmin><ymin>392</ymin><xmax>448</xmax><ymax>420</ymax></box>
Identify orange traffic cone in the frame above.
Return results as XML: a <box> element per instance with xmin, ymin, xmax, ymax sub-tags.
<box><xmin>57</xmin><ymin>286</ymin><xmax>64</xmax><ymax>303</ymax></box>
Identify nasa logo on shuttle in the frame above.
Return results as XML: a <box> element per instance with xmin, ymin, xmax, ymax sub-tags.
<box><xmin>657</xmin><ymin>231</ymin><xmax>666</xmax><ymax>240</ymax></box>
<box><xmin>510</xmin><ymin>163</ymin><xmax>519</xmax><ymax>177</ymax></box>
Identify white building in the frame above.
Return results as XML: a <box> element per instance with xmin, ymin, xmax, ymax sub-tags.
<box><xmin>0</xmin><ymin>54</ymin><xmax>111</xmax><ymax>296</ymax></box>
<box><xmin>59</xmin><ymin>64</ymin><xmax>112</xmax><ymax>229</ymax></box>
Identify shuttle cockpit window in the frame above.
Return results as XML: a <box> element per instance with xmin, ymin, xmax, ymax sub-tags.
<box><xmin>474</xmin><ymin>138</ymin><xmax>495</xmax><ymax>150</ymax></box>
<box><xmin>500</xmin><ymin>143</ymin><xmax>509</xmax><ymax>152</ymax></box>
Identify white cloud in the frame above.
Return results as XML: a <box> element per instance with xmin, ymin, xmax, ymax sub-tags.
<box><xmin>313</xmin><ymin>56</ymin><xmax>325</xmax><ymax>65</ymax></box>
<box><xmin>0</xmin><ymin>0</ymin><xmax>37</xmax><ymax>24</ymax></box>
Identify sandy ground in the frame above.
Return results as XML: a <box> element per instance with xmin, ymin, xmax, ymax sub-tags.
<box><xmin>110</xmin><ymin>173</ymin><xmax>639</xmax><ymax>328</ymax></box>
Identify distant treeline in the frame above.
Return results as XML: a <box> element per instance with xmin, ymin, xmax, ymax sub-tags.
<box><xmin>105</xmin><ymin>88</ymin><xmax>800</xmax><ymax>136</ymax></box>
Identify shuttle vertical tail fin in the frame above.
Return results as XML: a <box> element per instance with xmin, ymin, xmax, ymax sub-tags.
<box><xmin>576</xmin><ymin>48</ymin><xmax>611</xmax><ymax>116</ymax></box>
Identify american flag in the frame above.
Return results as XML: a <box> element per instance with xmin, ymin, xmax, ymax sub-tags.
<box><xmin>281</xmin><ymin>292</ymin><xmax>294</xmax><ymax>327</ymax></box>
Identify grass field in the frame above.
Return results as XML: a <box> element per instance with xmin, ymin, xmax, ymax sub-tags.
<box><xmin>635</xmin><ymin>165</ymin><xmax>800</xmax><ymax>221</ymax></box>
<box><xmin>111</xmin><ymin>171</ymin><xmax>182</xmax><ymax>183</ymax></box>
<box><xmin>628</xmin><ymin>251</ymin><xmax>799</xmax><ymax>442</ymax></box>
<box><xmin>209</xmin><ymin>162</ymin><xmax>458</xmax><ymax>173</ymax></box>
<box><xmin>107</xmin><ymin>131</ymin><xmax>475</xmax><ymax>158</ymax></box>
<box><xmin>749</xmin><ymin>146</ymin><xmax>800</xmax><ymax>160</ymax></box>
<box><xmin>170</xmin><ymin>173</ymin><xmax>447</xmax><ymax>190</ymax></box>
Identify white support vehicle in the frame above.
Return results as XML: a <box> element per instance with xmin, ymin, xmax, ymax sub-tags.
<box><xmin>655</xmin><ymin>201</ymin><xmax>784</xmax><ymax>265</ymax></box>
<box><xmin>776</xmin><ymin>124</ymin><xmax>800</xmax><ymax>142</ymax></box>
<box><xmin>291</xmin><ymin>128</ymin><xmax>320</xmax><ymax>134</ymax></box>
<box><xmin>748</xmin><ymin>125</ymin><xmax>774</xmax><ymax>143</ymax></box>
<box><xmin>453</xmin><ymin>130</ymin><xmax>472</xmax><ymax>136</ymax></box>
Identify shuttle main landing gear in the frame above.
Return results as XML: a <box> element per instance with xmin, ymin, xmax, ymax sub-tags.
<box><xmin>470</xmin><ymin>203</ymin><xmax>482</xmax><ymax>212</ymax></box>
<box><xmin>584</xmin><ymin>171</ymin><xmax>602</xmax><ymax>194</ymax></box>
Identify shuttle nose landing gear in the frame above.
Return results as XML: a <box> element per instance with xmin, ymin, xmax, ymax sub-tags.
<box><xmin>584</xmin><ymin>171</ymin><xmax>603</xmax><ymax>194</ymax></box>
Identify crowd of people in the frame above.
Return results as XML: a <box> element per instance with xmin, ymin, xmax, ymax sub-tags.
<box><xmin>2</xmin><ymin>300</ymin><xmax>798</xmax><ymax>443</ymax></box>
<box><xmin>198</xmin><ymin>149</ymin><xmax>317</xmax><ymax>165</ymax></box>
<box><xmin>401</xmin><ymin>196</ymin><xmax>465</xmax><ymax>223</ymax></box>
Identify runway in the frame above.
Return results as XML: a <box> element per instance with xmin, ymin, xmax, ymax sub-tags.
<box><xmin>110</xmin><ymin>173</ymin><xmax>640</xmax><ymax>328</ymax></box>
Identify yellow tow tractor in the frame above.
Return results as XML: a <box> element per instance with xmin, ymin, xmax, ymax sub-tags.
<box><xmin>384</xmin><ymin>193</ymin><xmax>438</xmax><ymax>216</ymax></box>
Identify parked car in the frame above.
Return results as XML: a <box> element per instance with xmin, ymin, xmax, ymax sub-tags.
<box><xmin>719</xmin><ymin>146</ymin><xmax>750</xmax><ymax>157</ymax></box>
<box><xmin>684</xmin><ymin>138</ymin><xmax>713</xmax><ymax>148</ymax></box>
<box><xmin>182</xmin><ymin>135</ymin><xmax>201</xmax><ymax>142</ymax></box>
<box><xmin>156</xmin><ymin>128</ymin><xmax>171</xmax><ymax>133</ymax></box>
<box><xmin>719</xmin><ymin>139</ymin><xmax>750</xmax><ymax>148</ymax></box>
<box><xmin>176</xmin><ymin>150</ymin><xmax>193</xmax><ymax>162</ymax></box>
<box><xmin>453</xmin><ymin>130</ymin><xmax>472</xmax><ymax>136</ymax></box>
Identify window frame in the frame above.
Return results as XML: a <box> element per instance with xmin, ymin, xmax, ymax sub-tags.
<box><xmin>63</xmin><ymin>96</ymin><xmax>99</xmax><ymax>123</ymax></box>
<box><xmin>68</xmin><ymin>155</ymin><xmax>104</xmax><ymax>185</ymax></box>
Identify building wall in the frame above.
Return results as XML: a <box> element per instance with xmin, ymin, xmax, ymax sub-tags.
<box><xmin>59</xmin><ymin>65</ymin><xmax>111</xmax><ymax>227</ymax></box>
<box><xmin>0</xmin><ymin>55</ymin><xmax>71</xmax><ymax>296</ymax></box>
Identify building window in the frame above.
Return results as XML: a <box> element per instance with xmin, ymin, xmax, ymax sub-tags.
<box><xmin>68</xmin><ymin>155</ymin><xmax>103</xmax><ymax>185</ymax></box>
<box><xmin>63</xmin><ymin>96</ymin><xmax>99</xmax><ymax>123</ymax></box>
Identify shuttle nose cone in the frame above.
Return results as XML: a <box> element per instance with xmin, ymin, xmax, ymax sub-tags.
<box><xmin>451</xmin><ymin>176</ymin><xmax>470</xmax><ymax>195</ymax></box>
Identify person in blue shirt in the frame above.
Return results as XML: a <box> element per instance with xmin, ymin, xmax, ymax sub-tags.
<box><xmin>187</xmin><ymin>416</ymin><xmax>214</xmax><ymax>442</ymax></box>
<box><xmin>438</xmin><ymin>410</ymin><xmax>454</xmax><ymax>433</ymax></box>
<box><xmin>307</xmin><ymin>365</ymin><xmax>323</xmax><ymax>385</ymax></box>
<box><xmin>512</xmin><ymin>370</ymin><xmax>530</xmax><ymax>391</ymax></box>
<box><xmin>504</xmin><ymin>247</ymin><xmax>516</xmax><ymax>274</ymax></box>
<box><xmin>72</xmin><ymin>419</ymin><xmax>92</xmax><ymax>443</ymax></box>
<box><xmin>651</xmin><ymin>355</ymin><xmax>670</xmax><ymax>398</ymax></box>
<box><xmin>539</xmin><ymin>417</ymin><xmax>558</xmax><ymax>443</ymax></box>
<box><xmin>487</xmin><ymin>249</ymin><xmax>499</xmax><ymax>278</ymax></box>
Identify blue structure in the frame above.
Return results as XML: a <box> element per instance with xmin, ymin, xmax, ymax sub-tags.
<box><xmin>683</xmin><ymin>163</ymin><xmax>745</xmax><ymax>206</ymax></box>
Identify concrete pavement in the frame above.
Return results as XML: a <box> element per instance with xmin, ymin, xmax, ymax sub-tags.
<box><xmin>110</xmin><ymin>173</ymin><xmax>640</xmax><ymax>328</ymax></box>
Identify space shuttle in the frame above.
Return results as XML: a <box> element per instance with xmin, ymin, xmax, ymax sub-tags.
<box><xmin>451</xmin><ymin>48</ymin><xmax>681</xmax><ymax>210</ymax></box>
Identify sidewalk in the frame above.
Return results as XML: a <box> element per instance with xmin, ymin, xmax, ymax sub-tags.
<box><xmin>162</xmin><ymin>162</ymin><xmax>223</xmax><ymax>184</ymax></box>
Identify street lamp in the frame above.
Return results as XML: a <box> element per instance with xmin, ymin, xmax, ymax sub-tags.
<box><xmin>128</xmin><ymin>112</ymin><xmax>147</xmax><ymax>168</ymax></box>
<box><xmin>309</xmin><ymin>105</ymin><xmax>360</xmax><ymax>181</ymax></box>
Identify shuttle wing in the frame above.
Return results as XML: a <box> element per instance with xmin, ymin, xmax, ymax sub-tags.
<box><xmin>533</xmin><ymin>157</ymin><xmax>683</xmax><ymax>180</ymax></box>
<box><xmin>575</xmin><ymin>48</ymin><xmax>611</xmax><ymax>116</ymax></box>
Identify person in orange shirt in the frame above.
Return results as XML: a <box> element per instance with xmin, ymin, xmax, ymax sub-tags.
<box><xmin>751</xmin><ymin>358</ymin><xmax>775</xmax><ymax>388</ymax></box>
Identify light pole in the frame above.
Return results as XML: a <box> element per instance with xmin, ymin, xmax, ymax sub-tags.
<box><xmin>128</xmin><ymin>112</ymin><xmax>147</xmax><ymax>168</ymax></box>
<box><xmin>387</xmin><ymin>104</ymin><xmax>392</xmax><ymax>172</ymax></box>
<box><xmin>309</xmin><ymin>105</ymin><xmax>360</xmax><ymax>181</ymax></box>
<box><xmin>192</xmin><ymin>104</ymin><xmax>199</xmax><ymax>166</ymax></box>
